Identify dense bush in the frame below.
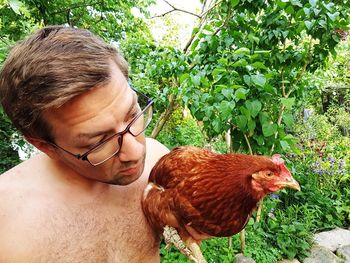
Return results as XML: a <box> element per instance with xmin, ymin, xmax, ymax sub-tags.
<box><xmin>0</xmin><ymin>108</ymin><xmax>20</xmax><ymax>174</ymax></box>
<box><xmin>148</xmin><ymin>107</ymin><xmax>206</xmax><ymax>150</ymax></box>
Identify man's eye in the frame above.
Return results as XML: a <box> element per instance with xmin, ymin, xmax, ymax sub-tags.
<box><xmin>129</xmin><ymin>110</ymin><xmax>139</xmax><ymax>120</ymax></box>
<box><xmin>84</xmin><ymin>136</ymin><xmax>108</xmax><ymax>150</ymax></box>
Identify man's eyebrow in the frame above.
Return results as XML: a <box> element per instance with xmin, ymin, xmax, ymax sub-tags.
<box><xmin>76</xmin><ymin>91</ymin><xmax>138</xmax><ymax>141</ymax></box>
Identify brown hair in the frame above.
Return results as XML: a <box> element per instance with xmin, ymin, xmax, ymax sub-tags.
<box><xmin>0</xmin><ymin>25</ymin><xmax>129</xmax><ymax>141</ymax></box>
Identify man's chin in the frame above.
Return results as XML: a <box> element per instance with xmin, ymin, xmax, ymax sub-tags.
<box><xmin>107</xmin><ymin>172</ymin><xmax>142</xmax><ymax>185</ymax></box>
<box><xmin>107</xmin><ymin>163</ymin><xmax>145</xmax><ymax>185</ymax></box>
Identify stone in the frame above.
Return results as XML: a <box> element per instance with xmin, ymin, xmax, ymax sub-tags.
<box><xmin>336</xmin><ymin>245</ymin><xmax>350</xmax><ymax>262</ymax></box>
<box><xmin>233</xmin><ymin>253</ymin><xmax>256</xmax><ymax>263</ymax></box>
<box><xmin>314</xmin><ymin>228</ymin><xmax>350</xmax><ymax>252</ymax></box>
<box><xmin>277</xmin><ymin>259</ymin><xmax>300</xmax><ymax>263</ymax></box>
<box><xmin>303</xmin><ymin>245</ymin><xmax>342</xmax><ymax>263</ymax></box>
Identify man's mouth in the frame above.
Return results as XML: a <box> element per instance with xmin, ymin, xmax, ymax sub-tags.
<box><xmin>118</xmin><ymin>162</ymin><xmax>142</xmax><ymax>176</ymax></box>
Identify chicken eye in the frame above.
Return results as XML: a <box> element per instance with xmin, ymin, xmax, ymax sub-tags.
<box><xmin>266</xmin><ymin>172</ymin><xmax>273</xmax><ymax>177</ymax></box>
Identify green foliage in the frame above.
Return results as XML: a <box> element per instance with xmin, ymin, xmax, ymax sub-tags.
<box><xmin>304</xmin><ymin>38</ymin><xmax>350</xmax><ymax>112</ymax></box>
<box><xmin>1</xmin><ymin>0</ymin><xmax>155</xmax><ymax>41</ymax></box>
<box><xmin>0</xmin><ymin>107</ymin><xmax>20</xmax><ymax>174</ymax></box>
<box><xmin>149</xmin><ymin>107</ymin><xmax>206</xmax><ymax>150</ymax></box>
<box><xmin>180</xmin><ymin>0</ymin><xmax>349</xmax><ymax>155</ymax></box>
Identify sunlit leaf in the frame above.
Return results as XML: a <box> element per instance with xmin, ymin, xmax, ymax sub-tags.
<box><xmin>8</xmin><ymin>0</ymin><xmax>23</xmax><ymax>14</ymax></box>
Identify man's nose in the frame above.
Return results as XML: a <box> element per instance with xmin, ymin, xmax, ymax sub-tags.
<box><xmin>117</xmin><ymin>132</ymin><xmax>144</xmax><ymax>162</ymax></box>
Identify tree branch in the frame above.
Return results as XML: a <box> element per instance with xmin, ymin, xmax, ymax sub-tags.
<box><xmin>281</xmin><ymin>67</ymin><xmax>286</xmax><ymax>97</ymax></box>
<box><xmin>243</xmin><ymin>134</ymin><xmax>253</xmax><ymax>155</ymax></box>
<box><xmin>199</xmin><ymin>0</ymin><xmax>223</xmax><ymax>20</ymax></box>
<box><xmin>151</xmin><ymin>0</ymin><xmax>201</xmax><ymax>18</ymax></box>
<box><xmin>49</xmin><ymin>1</ymin><xmax>103</xmax><ymax>16</ymax></box>
<box><xmin>286</xmin><ymin>38</ymin><xmax>313</xmax><ymax>97</ymax></box>
<box><xmin>183</xmin><ymin>0</ymin><xmax>223</xmax><ymax>53</ymax></box>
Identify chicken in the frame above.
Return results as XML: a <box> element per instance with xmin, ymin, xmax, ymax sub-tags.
<box><xmin>142</xmin><ymin>146</ymin><xmax>300</xmax><ymax>263</ymax></box>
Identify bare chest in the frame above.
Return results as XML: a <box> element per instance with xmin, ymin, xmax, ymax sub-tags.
<box><xmin>7</xmin><ymin>195</ymin><xmax>160</xmax><ymax>263</ymax></box>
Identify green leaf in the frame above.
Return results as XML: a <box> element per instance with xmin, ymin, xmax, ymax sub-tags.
<box><xmin>251</xmin><ymin>74</ymin><xmax>266</xmax><ymax>87</ymax></box>
<box><xmin>262</xmin><ymin>122</ymin><xmax>277</xmax><ymax>137</ymax></box>
<box><xmin>222</xmin><ymin>88</ymin><xmax>233</xmax><ymax>99</ymax></box>
<box><xmin>231</xmin><ymin>0</ymin><xmax>240</xmax><ymax>7</ymax></box>
<box><xmin>243</xmin><ymin>75</ymin><xmax>252</xmax><ymax>86</ymax></box>
<box><xmin>235</xmin><ymin>88</ymin><xmax>248</xmax><ymax>100</ymax></box>
<box><xmin>232</xmin><ymin>59</ymin><xmax>248</xmax><ymax>67</ymax></box>
<box><xmin>280</xmin><ymin>140</ymin><xmax>290</xmax><ymax>150</ymax></box>
<box><xmin>282</xmin><ymin>113</ymin><xmax>294</xmax><ymax>128</ymax></box>
<box><xmin>236</xmin><ymin>115</ymin><xmax>247</xmax><ymax>130</ymax></box>
<box><xmin>327</xmin><ymin>12</ymin><xmax>339</xmax><ymax>22</ymax></box>
<box><xmin>191</xmin><ymin>74</ymin><xmax>201</xmax><ymax>86</ymax></box>
<box><xmin>247</xmin><ymin>118</ymin><xmax>256</xmax><ymax>133</ymax></box>
<box><xmin>254</xmin><ymin>135</ymin><xmax>265</xmax><ymax>146</ymax></box>
<box><xmin>318</xmin><ymin>19</ymin><xmax>327</xmax><ymax>28</ymax></box>
<box><xmin>291</xmin><ymin>0</ymin><xmax>302</xmax><ymax>7</ymax></box>
<box><xmin>259</xmin><ymin>112</ymin><xmax>270</xmax><ymax>124</ymax></box>
<box><xmin>203</xmin><ymin>24</ymin><xmax>214</xmax><ymax>32</ymax></box>
<box><xmin>8</xmin><ymin>0</ymin><xmax>23</xmax><ymax>14</ymax></box>
<box><xmin>281</xmin><ymin>98</ymin><xmax>295</xmax><ymax>110</ymax></box>
<box><xmin>309</xmin><ymin>0</ymin><xmax>317</xmax><ymax>7</ymax></box>
<box><xmin>277</xmin><ymin>0</ymin><xmax>287</xmax><ymax>8</ymax></box>
<box><xmin>323</xmin><ymin>2</ymin><xmax>334</xmax><ymax>12</ymax></box>
<box><xmin>218</xmin><ymin>58</ymin><xmax>228</xmax><ymax>65</ymax></box>
<box><xmin>303</xmin><ymin>7</ymin><xmax>310</xmax><ymax>16</ymax></box>
<box><xmin>305</xmin><ymin>20</ymin><xmax>315</xmax><ymax>30</ymax></box>
<box><xmin>219</xmin><ymin>101</ymin><xmax>234</xmax><ymax>119</ymax></box>
<box><xmin>263</xmin><ymin>84</ymin><xmax>277</xmax><ymax>94</ymax></box>
<box><xmin>231</xmin><ymin>84</ymin><xmax>245</xmax><ymax>89</ymax></box>
<box><xmin>240</xmin><ymin>106</ymin><xmax>251</xmax><ymax>119</ymax></box>
<box><xmin>245</xmin><ymin>100</ymin><xmax>262</xmax><ymax>118</ymax></box>
<box><xmin>233</xmin><ymin>47</ymin><xmax>250</xmax><ymax>55</ymax></box>
<box><xmin>212</xmin><ymin>68</ymin><xmax>226</xmax><ymax>76</ymax></box>
<box><xmin>180</xmin><ymin>73</ymin><xmax>189</xmax><ymax>85</ymax></box>
<box><xmin>212</xmin><ymin>119</ymin><xmax>222</xmax><ymax>133</ymax></box>
<box><xmin>191</xmin><ymin>27</ymin><xmax>199</xmax><ymax>36</ymax></box>
<box><xmin>283</xmin><ymin>134</ymin><xmax>297</xmax><ymax>143</ymax></box>
<box><xmin>251</xmin><ymin>62</ymin><xmax>267</xmax><ymax>70</ymax></box>
<box><xmin>313</xmin><ymin>8</ymin><xmax>321</xmax><ymax>16</ymax></box>
<box><xmin>248</xmin><ymin>34</ymin><xmax>260</xmax><ymax>44</ymax></box>
<box><xmin>285</xmin><ymin>5</ymin><xmax>295</xmax><ymax>14</ymax></box>
<box><xmin>254</xmin><ymin>50</ymin><xmax>271</xmax><ymax>55</ymax></box>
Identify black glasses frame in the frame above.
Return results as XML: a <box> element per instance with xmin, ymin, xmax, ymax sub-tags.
<box><xmin>49</xmin><ymin>89</ymin><xmax>153</xmax><ymax>166</ymax></box>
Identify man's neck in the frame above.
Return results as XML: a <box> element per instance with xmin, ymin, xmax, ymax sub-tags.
<box><xmin>40</xmin><ymin>154</ymin><xmax>112</xmax><ymax>203</ymax></box>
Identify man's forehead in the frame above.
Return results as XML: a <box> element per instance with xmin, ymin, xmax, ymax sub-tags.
<box><xmin>44</xmin><ymin>83</ymin><xmax>135</xmax><ymax>143</ymax></box>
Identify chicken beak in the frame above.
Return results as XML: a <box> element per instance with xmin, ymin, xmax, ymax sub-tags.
<box><xmin>283</xmin><ymin>177</ymin><xmax>301</xmax><ymax>191</ymax></box>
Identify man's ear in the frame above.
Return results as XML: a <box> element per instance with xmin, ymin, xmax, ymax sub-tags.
<box><xmin>25</xmin><ymin>136</ymin><xmax>59</xmax><ymax>160</ymax></box>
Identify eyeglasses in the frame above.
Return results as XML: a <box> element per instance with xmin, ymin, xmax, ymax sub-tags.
<box><xmin>49</xmin><ymin>89</ymin><xmax>153</xmax><ymax>166</ymax></box>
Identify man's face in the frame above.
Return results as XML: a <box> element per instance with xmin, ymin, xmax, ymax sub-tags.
<box><xmin>44</xmin><ymin>62</ymin><xmax>146</xmax><ymax>185</ymax></box>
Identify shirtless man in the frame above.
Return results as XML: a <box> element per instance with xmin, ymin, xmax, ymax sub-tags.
<box><xmin>0</xmin><ymin>26</ymin><xmax>169</xmax><ymax>262</ymax></box>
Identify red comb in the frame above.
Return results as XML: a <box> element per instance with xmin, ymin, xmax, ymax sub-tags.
<box><xmin>272</xmin><ymin>154</ymin><xmax>284</xmax><ymax>165</ymax></box>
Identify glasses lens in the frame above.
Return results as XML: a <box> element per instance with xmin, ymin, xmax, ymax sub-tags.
<box><xmin>85</xmin><ymin>91</ymin><xmax>153</xmax><ymax>166</ymax></box>
<box><xmin>130</xmin><ymin>103</ymin><xmax>153</xmax><ymax>136</ymax></box>
<box><xmin>87</xmin><ymin>135</ymin><xmax>121</xmax><ymax>165</ymax></box>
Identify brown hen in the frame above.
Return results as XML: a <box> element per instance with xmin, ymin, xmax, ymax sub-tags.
<box><xmin>142</xmin><ymin>146</ymin><xmax>300</xmax><ymax>263</ymax></box>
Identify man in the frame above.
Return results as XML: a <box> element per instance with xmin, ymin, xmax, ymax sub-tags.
<box><xmin>0</xmin><ymin>26</ymin><xmax>169</xmax><ymax>262</ymax></box>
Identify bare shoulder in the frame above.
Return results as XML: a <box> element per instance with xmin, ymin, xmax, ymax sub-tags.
<box><xmin>0</xmin><ymin>153</ymin><xmax>45</xmax><ymax>189</ymax></box>
<box><xmin>0</xmin><ymin>155</ymin><xmax>45</xmax><ymax>259</ymax></box>
<box><xmin>146</xmin><ymin>138</ymin><xmax>169</xmax><ymax>162</ymax></box>
<box><xmin>142</xmin><ymin>138</ymin><xmax>169</xmax><ymax>182</ymax></box>
<box><xmin>0</xmin><ymin>154</ymin><xmax>51</xmax><ymax>227</ymax></box>
<box><xmin>0</xmin><ymin>153</ymin><xmax>48</xmax><ymax>226</ymax></box>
